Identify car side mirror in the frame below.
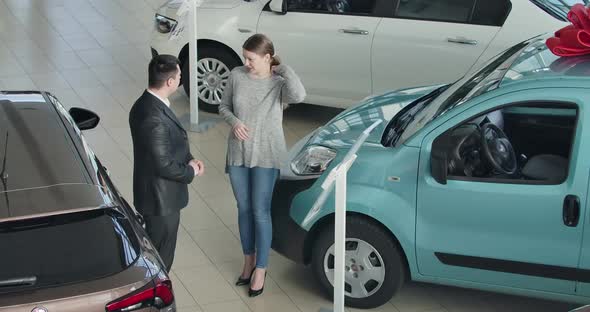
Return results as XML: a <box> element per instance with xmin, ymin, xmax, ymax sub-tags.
<box><xmin>69</xmin><ymin>107</ymin><xmax>100</xmax><ymax>130</ymax></box>
<box><xmin>269</xmin><ymin>0</ymin><xmax>287</xmax><ymax>14</ymax></box>
<box><xmin>431</xmin><ymin>135</ymin><xmax>449</xmax><ymax>185</ymax></box>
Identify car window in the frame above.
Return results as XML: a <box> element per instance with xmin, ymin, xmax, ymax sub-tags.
<box><xmin>287</xmin><ymin>0</ymin><xmax>378</xmax><ymax>15</ymax></box>
<box><xmin>46</xmin><ymin>94</ymin><xmax>82</xmax><ymax>137</ymax></box>
<box><xmin>0</xmin><ymin>209</ymin><xmax>140</xmax><ymax>294</ymax></box>
<box><xmin>471</xmin><ymin>0</ymin><xmax>511</xmax><ymax>26</ymax></box>
<box><xmin>395</xmin><ymin>0</ymin><xmax>475</xmax><ymax>23</ymax></box>
<box><xmin>47</xmin><ymin>94</ymin><xmax>102</xmax><ymax>179</ymax></box>
<box><xmin>435</xmin><ymin>103</ymin><xmax>577</xmax><ymax>185</ymax></box>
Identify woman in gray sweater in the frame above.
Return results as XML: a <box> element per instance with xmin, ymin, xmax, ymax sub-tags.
<box><xmin>219</xmin><ymin>34</ymin><xmax>306</xmax><ymax>297</ymax></box>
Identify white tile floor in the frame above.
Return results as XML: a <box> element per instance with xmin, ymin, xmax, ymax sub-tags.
<box><xmin>0</xmin><ymin>0</ymin><xmax>583</xmax><ymax>311</ymax></box>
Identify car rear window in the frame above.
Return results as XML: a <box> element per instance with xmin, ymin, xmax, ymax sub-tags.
<box><xmin>0</xmin><ymin>209</ymin><xmax>140</xmax><ymax>293</ymax></box>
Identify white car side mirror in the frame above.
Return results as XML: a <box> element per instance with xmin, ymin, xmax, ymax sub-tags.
<box><xmin>269</xmin><ymin>0</ymin><xmax>286</xmax><ymax>14</ymax></box>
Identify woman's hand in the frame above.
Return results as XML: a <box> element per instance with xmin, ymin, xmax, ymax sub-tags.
<box><xmin>233</xmin><ymin>123</ymin><xmax>250</xmax><ymax>141</ymax></box>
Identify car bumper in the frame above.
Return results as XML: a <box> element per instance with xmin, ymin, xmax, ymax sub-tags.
<box><xmin>271</xmin><ymin>178</ymin><xmax>317</xmax><ymax>264</ymax></box>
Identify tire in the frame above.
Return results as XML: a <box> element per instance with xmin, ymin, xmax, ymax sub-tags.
<box><xmin>311</xmin><ymin>216</ymin><xmax>405</xmax><ymax>309</ymax></box>
<box><xmin>181</xmin><ymin>45</ymin><xmax>240</xmax><ymax>114</ymax></box>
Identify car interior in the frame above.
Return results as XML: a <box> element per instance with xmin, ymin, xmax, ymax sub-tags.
<box><xmin>396</xmin><ymin>0</ymin><xmax>473</xmax><ymax>22</ymax></box>
<box><xmin>440</xmin><ymin>104</ymin><xmax>577</xmax><ymax>183</ymax></box>
<box><xmin>285</xmin><ymin>0</ymin><xmax>509</xmax><ymax>23</ymax></box>
<box><xmin>287</xmin><ymin>0</ymin><xmax>375</xmax><ymax>14</ymax></box>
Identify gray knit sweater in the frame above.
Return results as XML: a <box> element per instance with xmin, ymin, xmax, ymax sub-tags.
<box><xmin>219</xmin><ymin>64</ymin><xmax>306</xmax><ymax>172</ymax></box>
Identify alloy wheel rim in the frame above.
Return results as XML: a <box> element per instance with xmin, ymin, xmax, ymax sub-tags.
<box><xmin>323</xmin><ymin>238</ymin><xmax>386</xmax><ymax>299</ymax></box>
<box><xmin>196</xmin><ymin>57</ymin><xmax>230</xmax><ymax>105</ymax></box>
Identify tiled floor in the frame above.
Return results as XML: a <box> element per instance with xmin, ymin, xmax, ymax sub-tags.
<box><xmin>0</xmin><ymin>0</ymin><xmax>584</xmax><ymax>311</ymax></box>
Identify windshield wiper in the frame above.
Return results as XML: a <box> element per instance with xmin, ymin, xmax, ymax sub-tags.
<box><xmin>381</xmin><ymin>85</ymin><xmax>449</xmax><ymax>147</ymax></box>
<box><xmin>382</xmin><ymin>112</ymin><xmax>415</xmax><ymax>147</ymax></box>
<box><xmin>0</xmin><ymin>276</ymin><xmax>37</xmax><ymax>288</ymax></box>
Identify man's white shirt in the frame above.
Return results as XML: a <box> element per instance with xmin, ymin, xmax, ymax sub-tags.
<box><xmin>147</xmin><ymin>89</ymin><xmax>171</xmax><ymax>108</ymax></box>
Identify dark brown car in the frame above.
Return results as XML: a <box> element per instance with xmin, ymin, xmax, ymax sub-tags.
<box><xmin>0</xmin><ymin>92</ymin><xmax>176</xmax><ymax>312</ymax></box>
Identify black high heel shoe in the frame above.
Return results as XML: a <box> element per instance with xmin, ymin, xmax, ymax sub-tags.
<box><xmin>248</xmin><ymin>270</ymin><xmax>267</xmax><ymax>297</ymax></box>
<box><xmin>235</xmin><ymin>267</ymin><xmax>255</xmax><ymax>286</ymax></box>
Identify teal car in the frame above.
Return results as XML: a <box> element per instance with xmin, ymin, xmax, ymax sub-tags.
<box><xmin>271</xmin><ymin>35</ymin><xmax>590</xmax><ymax>309</ymax></box>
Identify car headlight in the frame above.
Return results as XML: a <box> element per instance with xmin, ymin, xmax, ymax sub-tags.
<box><xmin>291</xmin><ymin>145</ymin><xmax>337</xmax><ymax>176</ymax></box>
<box><xmin>155</xmin><ymin>14</ymin><xmax>177</xmax><ymax>34</ymax></box>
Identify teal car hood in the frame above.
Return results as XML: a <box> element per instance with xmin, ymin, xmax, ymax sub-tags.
<box><xmin>308</xmin><ymin>85</ymin><xmax>444</xmax><ymax>148</ymax></box>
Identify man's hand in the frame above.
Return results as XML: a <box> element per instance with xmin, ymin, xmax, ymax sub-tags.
<box><xmin>232</xmin><ymin>123</ymin><xmax>249</xmax><ymax>141</ymax></box>
<box><xmin>189</xmin><ymin>159</ymin><xmax>205</xmax><ymax>176</ymax></box>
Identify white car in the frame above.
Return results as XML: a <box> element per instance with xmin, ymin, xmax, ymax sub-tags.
<box><xmin>150</xmin><ymin>0</ymin><xmax>571</xmax><ymax>113</ymax></box>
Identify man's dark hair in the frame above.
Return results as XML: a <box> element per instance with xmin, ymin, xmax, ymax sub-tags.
<box><xmin>148</xmin><ymin>54</ymin><xmax>180</xmax><ymax>89</ymax></box>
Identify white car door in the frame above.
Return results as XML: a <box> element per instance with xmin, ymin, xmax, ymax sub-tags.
<box><xmin>257</xmin><ymin>0</ymin><xmax>382</xmax><ymax>108</ymax></box>
<box><xmin>372</xmin><ymin>0</ymin><xmax>509</xmax><ymax>95</ymax></box>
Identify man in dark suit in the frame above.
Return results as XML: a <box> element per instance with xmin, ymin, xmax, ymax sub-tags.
<box><xmin>129</xmin><ymin>54</ymin><xmax>204</xmax><ymax>272</ymax></box>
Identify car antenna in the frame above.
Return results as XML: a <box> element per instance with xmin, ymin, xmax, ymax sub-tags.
<box><xmin>0</xmin><ymin>131</ymin><xmax>7</xmax><ymax>182</ymax></box>
<box><xmin>0</xmin><ymin>131</ymin><xmax>9</xmax><ymax>211</ymax></box>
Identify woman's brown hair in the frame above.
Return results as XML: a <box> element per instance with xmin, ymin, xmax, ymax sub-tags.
<box><xmin>242</xmin><ymin>33</ymin><xmax>281</xmax><ymax>67</ymax></box>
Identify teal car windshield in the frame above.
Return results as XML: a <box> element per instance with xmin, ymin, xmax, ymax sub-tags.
<box><xmin>433</xmin><ymin>41</ymin><xmax>529</xmax><ymax>117</ymax></box>
<box><xmin>388</xmin><ymin>39</ymin><xmax>532</xmax><ymax>147</ymax></box>
<box><xmin>529</xmin><ymin>0</ymin><xmax>581</xmax><ymax>21</ymax></box>
<box><xmin>500</xmin><ymin>40</ymin><xmax>562</xmax><ymax>84</ymax></box>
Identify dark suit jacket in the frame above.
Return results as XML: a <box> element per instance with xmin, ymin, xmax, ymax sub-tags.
<box><xmin>129</xmin><ymin>91</ymin><xmax>194</xmax><ymax>216</ymax></box>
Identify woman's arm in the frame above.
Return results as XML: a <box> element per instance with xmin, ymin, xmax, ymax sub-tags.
<box><xmin>218</xmin><ymin>72</ymin><xmax>242</xmax><ymax>128</ymax></box>
<box><xmin>275</xmin><ymin>64</ymin><xmax>306</xmax><ymax>104</ymax></box>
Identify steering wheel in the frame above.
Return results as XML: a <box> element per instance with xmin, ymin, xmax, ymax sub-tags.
<box><xmin>326</xmin><ymin>0</ymin><xmax>350</xmax><ymax>13</ymax></box>
<box><xmin>480</xmin><ymin>123</ymin><xmax>517</xmax><ymax>175</ymax></box>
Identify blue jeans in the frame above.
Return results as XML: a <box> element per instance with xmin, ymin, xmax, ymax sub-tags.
<box><xmin>228</xmin><ymin>166</ymin><xmax>279</xmax><ymax>268</ymax></box>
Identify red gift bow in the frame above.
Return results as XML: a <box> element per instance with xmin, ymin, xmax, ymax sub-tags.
<box><xmin>546</xmin><ymin>4</ymin><xmax>590</xmax><ymax>57</ymax></box>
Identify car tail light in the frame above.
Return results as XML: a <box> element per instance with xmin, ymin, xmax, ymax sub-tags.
<box><xmin>106</xmin><ymin>277</ymin><xmax>174</xmax><ymax>312</ymax></box>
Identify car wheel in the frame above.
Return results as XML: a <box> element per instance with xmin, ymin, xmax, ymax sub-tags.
<box><xmin>311</xmin><ymin>216</ymin><xmax>405</xmax><ymax>309</ymax></box>
<box><xmin>182</xmin><ymin>45</ymin><xmax>239</xmax><ymax>114</ymax></box>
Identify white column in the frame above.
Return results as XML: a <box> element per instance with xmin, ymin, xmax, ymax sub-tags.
<box><xmin>333</xmin><ymin>167</ymin><xmax>347</xmax><ymax>312</ymax></box>
<box><xmin>310</xmin><ymin>120</ymin><xmax>382</xmax><ymax>312</ymax></box>
<box><xmin>188</xmin><ymin>0</ymin><xmax>199</xmax><ymax>128</ymax></box>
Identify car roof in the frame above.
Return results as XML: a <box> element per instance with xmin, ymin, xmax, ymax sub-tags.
<box><xmin>0</xmin><ymin>91</ymin><xmax>115</xmax><ymax>222</ymax></box>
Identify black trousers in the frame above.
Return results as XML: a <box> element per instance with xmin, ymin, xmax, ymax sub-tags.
<box><xmin>144</xmin><ymin>212</ymin><xmax>181</xmax><ymax>272</ymax></box>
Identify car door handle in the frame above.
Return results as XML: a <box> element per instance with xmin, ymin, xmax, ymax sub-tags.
<box><xmin>563</xmin><ymin>194</ymin><xmax>580</xmax><ymax>227</ymax></box>
<box><xmin>339</xmin><ymin>29</ymin><xmax>369</xmax><ymax>35</ymax></box>
<box><xmin>447</xmin><ymin>37</ymin><xmax>478</xmax><ymax>45</ymax></box>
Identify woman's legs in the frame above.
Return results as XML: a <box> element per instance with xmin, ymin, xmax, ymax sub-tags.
<box><xmin>250</xmin><ymin>167</ymin><xmax>279</xmax><ymax>290</ymax></box>
<box><xmin>228</xmin><ymin>166</ymin><xmax>255</xmax><ymax>278</ymax></box>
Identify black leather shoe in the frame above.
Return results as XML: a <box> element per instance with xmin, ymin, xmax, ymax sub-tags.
<box><xmin>235</xmin><ymin>268</ymin><xmax>255</xmax><ymax>286</ymax></box>
<box><xmin>248</xmin><ymin>271</ymin><xmax>267</xmax><ymax>297</ymax></box>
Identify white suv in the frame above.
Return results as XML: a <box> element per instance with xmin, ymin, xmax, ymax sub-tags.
<box><xmin>150</xmin><ymin>0</ymin><xmax>570</xmax><ymax>113</ymax></box>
